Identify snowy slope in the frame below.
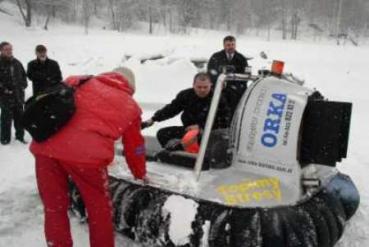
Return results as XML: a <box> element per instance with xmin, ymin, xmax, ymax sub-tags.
<box><xmin>1</xmin><ymin>3</ymin><xmax>369</xmax><ymax>247</ymax></box>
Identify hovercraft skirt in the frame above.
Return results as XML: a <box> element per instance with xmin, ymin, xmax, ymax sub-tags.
<box><xmin>69</xmin><ymin>173</ymin><xmax>359</xmax><ymax>247</ymax></box>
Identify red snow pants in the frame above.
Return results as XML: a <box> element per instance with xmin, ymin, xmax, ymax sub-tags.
<box><xmin>35</xmin><ymin>155</ymin><xmax>114</xmax><ymax>247</ymax></box>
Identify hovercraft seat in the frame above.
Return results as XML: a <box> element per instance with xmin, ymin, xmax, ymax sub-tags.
<box><xmin>144</xmin><ymin>129</ymin><xmax>231</xmax><ymax>170</ymax></box>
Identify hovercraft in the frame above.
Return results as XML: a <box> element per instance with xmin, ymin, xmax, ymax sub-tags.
<box><xmin>70</xmin><ymin>61</ymin><xmax>360</xmax><ymax>247</ymax></box>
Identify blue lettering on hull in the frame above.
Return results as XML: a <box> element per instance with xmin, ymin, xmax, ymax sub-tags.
<box><xmin>261</xmin><ymin>93</ymin><xmax>287</xmax><ymax>147</ymax></box>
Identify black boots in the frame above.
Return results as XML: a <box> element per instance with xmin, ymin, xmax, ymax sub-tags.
<box><xmin>1</xmin><ymin>140</ymin><xmax>10</xmax><ymax>145</ymax></box>
<box><xmin>15</xmin><ymin>137</ymin><xmax>28</xmax><ymax>144</ymax></box>
<box><xmin>0</xmin><ymin>138</ymin><xmax>28</xmax><ymax>145</ymax></box>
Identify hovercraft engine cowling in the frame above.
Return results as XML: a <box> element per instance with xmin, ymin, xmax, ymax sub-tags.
<box><xmin>229</xmin><ymin>75</ymin><xmax>353</xmax><ymax>207</ymax></box>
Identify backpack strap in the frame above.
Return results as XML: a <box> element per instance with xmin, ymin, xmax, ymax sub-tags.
<box><xmin>75</xmin><ymin>75</ymin><xmax>93</xmax><ymax>88</ymax></box>
<box><xmin>60</xmin><ymin>75</ymin><xmax>93</xmax><ymax>90</ymax></box>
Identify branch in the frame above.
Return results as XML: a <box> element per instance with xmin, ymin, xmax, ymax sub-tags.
<box><xmin>0</xmin><ymin>8</ymin><xmax>13</xmax><ymax>16</ymax></box>
<box><xmin>15</xmin><ymin>0</ymin><xmax>27</xmax><ymax>24</ymax></box>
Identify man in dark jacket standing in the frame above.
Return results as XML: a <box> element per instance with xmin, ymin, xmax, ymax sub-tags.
<box><xmin>0</xmin><ymin>41</ymin><xmax>27</xmax><ymax>145</ymax></box>
<box><xmin>142</xmin><ymin>72</ymin><xmax>231</xmax><ymax>149</ymax></box>
<box><xmin>207</xmin><ymin>35</ymin><xmax>249</xmax><ymax>116</ymax></box>
<box><xmin>27</xmin><ymin>44</ymin><xmax>62</xmax><ymax>96</ymax></box>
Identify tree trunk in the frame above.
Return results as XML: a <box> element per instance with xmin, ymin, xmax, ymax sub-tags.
<box><xmin>336</xmin><ymin>0</ymin><xmax>343</xmax><ymax>36</ymax></box>
<box><xmin>44</xmin><ymin>6</ymin><xmax>51</xmax><ymax>30</ymax></box>
<box><xmin>109</xmin><ymin>0</ymin><xmax>117</xmax><ymax>30</ymax></box>
<box><xmin>162</xmin><ymin>8</ymin><xmax>167</xmax><ymax>28</ymax></box>
<box><xmin>291</xmin><ymin>13</ymin><xmax>299</xmax><ymax>40</ymax></box>
<box><xmin>282</xmin><ymin>17</ymin><xmax>286</xmax><ymax>39</ymax></box>
<box><xmin>169</xmin><ymin>10</ymin><xmax>173</xmax><ymax>33</ymax></box>
<box><xmin>291</xmin><ymin>14</ymin><xmax>295</xmax><ymax>39</ymax></box>
<box><xmin>0</xmin><ymin>7</ymin><xmax>13</xmax><ymax>16</ymax></box>
<box><xmin>16</xmin><ymin>0</ymin><xmax>32</xmax><ymax>27</ymax></box>
<box><xmin>149</xmin><ymin>5</ymin><xmax>153</xmax><ymax>34</ymax></box>
<box><xmin>25</xmin><ymin>0</ymin><xmax>31</xmax><ymax>27</ymax></box>
<box><xmin>52</xmin><ymin>5</ymin><xmax>56</xmax><ymax>18</ymax></box>
<box><xmin>281</xmin><ymin>0</ymin><xmax>287</xmax><ymax>40</ymax></box>
<box><xmin>93</xmin><ymin>0</ymin><xmax>98</xmax><ymax>16</ymax></box>
<box><xmin>82</xmin><ymin>0</ymin><xmax>90</xmax><ymax>35</ymax></box>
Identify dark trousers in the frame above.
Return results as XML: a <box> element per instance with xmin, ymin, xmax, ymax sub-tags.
<box><xmin>157</xmin><ymin>126</ymin><xmax>186</xmax><ymax>147</ymax></box>
<box><xmin>0</xmin><ymin>103</ymin><xmax>24</xmax><ymax>144</ymax></box>
<box><xmin>224</xmin><ymin>81</ymin><xmax>247</xmax><ymax>118</ymax></box>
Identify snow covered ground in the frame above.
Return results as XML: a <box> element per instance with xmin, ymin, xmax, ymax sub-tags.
<box><xmin>1</xmin><ymin>3</ymin><xmax>369</xmax><ymax>247</ymax></box>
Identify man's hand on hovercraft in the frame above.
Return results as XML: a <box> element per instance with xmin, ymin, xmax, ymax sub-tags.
<box><xmin>141</xmin><ymin>119</ymin><xmax>154</xmax><ymax>129</ymax></box>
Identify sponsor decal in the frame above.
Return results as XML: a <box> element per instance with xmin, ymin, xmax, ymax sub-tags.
<box><xmin>216</xmin><ymin>177</ymin><xmax>282</xmax><ymax>205</ymax></box>
<box><xmin>282</xmin><ymin>99</ymin><xmax>296</xmax><ymax>146</ymax></box>
<box><xmin>246</xmin><ymin>87</ymin><xmax>267</xmax><ymax>152</ymax></box>
<box><xmin>239</xmin><ymin>159</ymin><xmax>293</xmax><ymax>174</ymax></box>
<box><xmin>261</xmin><ymin>93</ymin><xmax>287</xmax><ymax>147</ymax></box>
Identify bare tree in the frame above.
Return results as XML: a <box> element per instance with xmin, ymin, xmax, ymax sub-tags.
<box><xmin>335</xmin><ymin>0</ymin><xmax>343</xmax><ymax>36</ymax></box>
<box><xmin>178</xmin><ymin>0</ymin><xmax>198</xmax><ymax>33</ymax></box>
<box><xmin>43</xmin><ymin>5</ymin><xmax>51</xmax><ymax>30</ymax></box>
<box><xmin>290</xmin><ymin>12</ymin><xmax>301</xmax><ymax>40</ymax></box>
<box><xmin>280</xmin><ymin>0</ymin><xmax>287</xmax><ymax>39</ymax></box>
<box><xmin>108</xmin><ymin>0</ymin><xmax>118</xmax><ymax>30</ymax></box>
<box><xmin>0</xmin><ymin>0</ymin><xmax>12</xmax><ymax>15</ymax></box>
<box><xmin>36</xmin><ymin>0</ymin><xmax>70</xmax><ymax>30</ymax></box>
<box><xmin>3</xmin><ymin>0</ymin><xmax>368</xmax><ymax>39</ymax></box>
<box><xmin>16</xmin><ymin>0</ymin><xmax>32</xmax><ymax>27</ymax></box>
<box><xmin>82</xmin><ymin>0</ymin><xmax>92</xmax><ymax>34</ymax></box>
<box><xmin>91</xmin><ymin>0</ymin><xmax>99</xmax><ymax>16</ymax></box>
<box><xmin>116</xmin><ymin>0</ymin><xmax>138</xmax><ymax>31</ymax></box>
<box><xmin>251</xmin><ymin>0</ymin><xmax>279</xmax><ymax>41</ymax></box>
<box><xmin>148</xmin><ymin>4</ymin><xmax>153</xmax><ymax>34</ymax></box>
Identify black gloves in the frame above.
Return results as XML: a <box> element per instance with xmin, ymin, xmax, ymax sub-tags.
<box><xmin>141</xmin><ymin>119</ymin><xmax>154</xmax><ymax>129</ymax></box>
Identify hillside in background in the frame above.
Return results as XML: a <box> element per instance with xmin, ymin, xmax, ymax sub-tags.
<box><xmin>1</xmin><ymin>0</ymin><xmax>369</xmax><ymax>43</ymax></box>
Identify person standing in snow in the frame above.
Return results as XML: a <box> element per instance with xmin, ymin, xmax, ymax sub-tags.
<box><xmin>0</xmin><ymin>41</ymin><xmax>27</xmax><ymax>145</ymax></box>
<box><xmin>30</xmin><ymin>67</ymin><xmax>147</xmax><ymax>247</ymax></box>
<box><xmin>207</xmin><ymin>35</ymin><xmax>249</xmax><ymax>116</ymax></box>
<box><xmin>27</xmin><ymin>44</ymin><xmax>63</xmax><ymax>96</ymax></box>
<box><xmin>141</xmin><ymin>72</ymin><xmax>231</xmax><ymax>150</ymax></box>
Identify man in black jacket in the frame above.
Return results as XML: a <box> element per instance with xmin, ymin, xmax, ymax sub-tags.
<box><xmin>207</xmin><ymin>35</ymin><xmax>249</xmax><ymax>115</ymax></box>
<box><xmin>142</xmin><ymin>72</ymin><xmax>231</xmax><ymax>149</ymax></box>
<box><xmin>0</xmin><ymin>42</ymin><xmax>27</xmax><ymax>144</ymax></box>
<box><xmin>27</xmin><ymin>44</ymin><xmax>62</xmax><ymax>96</ymax></box>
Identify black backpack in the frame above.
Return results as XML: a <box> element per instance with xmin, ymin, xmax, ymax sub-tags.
<box><xmin>22</xmin><ymin>76</ymin><xmax>92</xmax><ymax>142</ymax></box>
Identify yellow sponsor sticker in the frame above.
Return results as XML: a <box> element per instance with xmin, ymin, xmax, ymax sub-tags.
<box><xmin>216</xmin><ymin>177</ymin><xmax>282</xmax><ymax>205</ymax></box>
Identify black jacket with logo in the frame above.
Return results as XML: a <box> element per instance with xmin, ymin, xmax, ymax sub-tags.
<box><xmin>27</xmin><ymin>58</ymin><xmax>62</xmax><ymax>95</ymax></box>
<box><xmin>152</xmin><ymin>88</ymin><xmax>231</xmax><ymax>129</ymax></box>
<box><xmin>0</xmin><ymin>56</ymin><xmax>27</xmax><ymax>106</ymax></box>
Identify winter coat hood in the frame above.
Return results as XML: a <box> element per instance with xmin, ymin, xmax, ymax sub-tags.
<box><xmin>66</xmin><ymin>72</ymin><xmax>134</xmax><ymax>96</ymax></box>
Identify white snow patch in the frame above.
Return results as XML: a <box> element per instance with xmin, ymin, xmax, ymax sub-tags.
<box><xmin>200</xmin><ymin>220</ymin><xmax>211</xmax><ymax>247</ymax></box>
<box><xmin>162</xmin><ymin>195</ymin><xmax>199</xmax><ymax>246</ymax></box>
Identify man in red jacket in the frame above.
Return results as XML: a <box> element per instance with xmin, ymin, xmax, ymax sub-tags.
<box><xmin>30</xmin><ymin>67</ymin><xmax>146</xmax><ymax>247</ymax></box>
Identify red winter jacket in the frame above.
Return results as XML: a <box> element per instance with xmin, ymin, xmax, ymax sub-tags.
<box><xmin>30</xmin><ymin>72</ymin><xmax>146</xmax><ymax>179</ymax></box>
